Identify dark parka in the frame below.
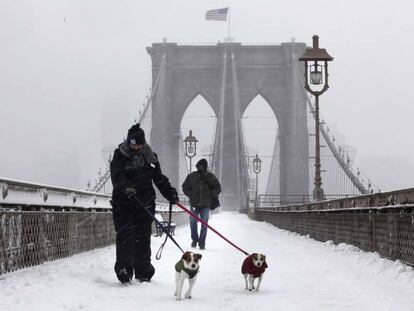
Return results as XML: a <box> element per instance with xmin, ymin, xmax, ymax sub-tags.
<box><xmin>182</xmin><ymin>171</ymin><xmax>221</xmax><ymax>208</ymax></box>
<box><xmin>110</xmin><ymin>141</ymin><xmax>176</xmax><ymax>281</ymax></box>
<box><xmin>110</xmin><ymin>142</ymin><xmax>175</xmax><ymax>206</ymax></box>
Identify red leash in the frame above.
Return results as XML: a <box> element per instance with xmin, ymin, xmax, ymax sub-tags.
<box><xmin>175</xmin><ymin>202</ymin><xmax>249</xmax><ymax>256</ymax></box>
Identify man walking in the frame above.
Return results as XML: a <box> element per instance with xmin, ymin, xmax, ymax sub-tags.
<box><xmin>182</xmin><ymin>159</ymin><xmax>221</xmax><ymax>250</ymax></box>
<box><xmin>110</xmin><ymin>123</ymin><xmax>178</xmax><ymax>283</ymax></box>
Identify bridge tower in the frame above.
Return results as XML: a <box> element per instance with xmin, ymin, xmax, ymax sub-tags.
<box><xmin>147</xmin><ymin>41</ymin><xmax>309</xmax><ymax>211</ymax></box>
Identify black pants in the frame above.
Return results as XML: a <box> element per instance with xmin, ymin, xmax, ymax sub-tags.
<box><xmin>112</xmin><ymin>200</ymin><xmax>155</xmax><ymax>280</ymax></box>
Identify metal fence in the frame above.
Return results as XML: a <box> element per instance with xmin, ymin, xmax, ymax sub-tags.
<box><xmin>257</xmin><ymin>194</ymin><xmax>358</xmax><ymax>208</ymax></box>
<box><xmin>0</xmin><ymin>209</ymin><xmax>115</xmax><ymax>274</ymax></box>
<box><xmin>0</xmin><ymin>207</ymin><xmax>189</xmax><ymax>275</ymax></box>
<box><xmin>254</xmin><ymin>188</ymin><xmax>414</xmax><ymax>266</ymax></box>
<box><xmin>0</xmin><ymin>178</ymin><xmax>190</xmax><ymax>275</ymax></box>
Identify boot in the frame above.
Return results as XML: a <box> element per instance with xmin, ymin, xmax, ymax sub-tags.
<box><xmin>117</xmin><ymin>267</ymin><xmax>132</xmax><ymax>284</ymax></box>
<box><xmin>135</xmin><ymin>263</ymin><xmax>155</xmax><ymax>282</ymax></box>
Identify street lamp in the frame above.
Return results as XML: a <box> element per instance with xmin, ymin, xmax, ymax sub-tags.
<box><xmin>183</xmin><ymin>130</ymin><xmax>198</xmax><ymax>172</ymax></box>
<box><xmin>252</xmin><ymin>154</ymin><xmax>262</xmax><ymax>207</ymax></box>
<box><xmin>299</xmin><ymin>35</ymin><xmax>334</xmax><ymax>201</ymax></box>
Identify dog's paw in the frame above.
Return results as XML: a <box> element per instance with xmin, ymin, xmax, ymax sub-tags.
<box><xmin>176</xmin><ymin>297</ymin><xmax>182</xmax><ymax>301</ymax></box>
<box><xmin>185</xmin><ymin>293</ymin><xmax>192</xmax><ymax>299</ymax></box>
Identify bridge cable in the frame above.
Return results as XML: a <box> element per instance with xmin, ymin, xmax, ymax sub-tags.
<box><xmin>291</xmin><ymin>47</ymin><xmax>370</xmax><ymax>195</ymax></box>
<box><xmin>92</xmin><ymin>53</ymin><xmax>167</xmax><ymax>193</ymax></box>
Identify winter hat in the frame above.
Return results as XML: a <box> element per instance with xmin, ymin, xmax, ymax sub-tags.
<box><xmin>127</xmin><ymin>123</ymin><xmax>146</xmax><ymax>145</ymax></box>
<box><xmin>196</xmin><ymin>159</ymin><xmax>208</xmax><ymax>172</ymax></box>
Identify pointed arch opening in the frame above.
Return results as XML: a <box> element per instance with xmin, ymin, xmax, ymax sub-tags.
<box><xmin>180</xmin><ymin>94</ymin><xmax>217</xmax><ymax>185</ymax></box>
<box><xmin>242</xmin><ymin>94</ymin><xmax>278</xmax><ymax>196</ymax></box>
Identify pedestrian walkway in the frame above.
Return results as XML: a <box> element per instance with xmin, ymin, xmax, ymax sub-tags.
<box><xmin>1</xmin><ymin>213</ymin><xmax>414</xmax><ymax>311</ymax></box>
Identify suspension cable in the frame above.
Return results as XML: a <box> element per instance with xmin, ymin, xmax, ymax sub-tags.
<box><xmin>92</xmin><ymin>53</ymin><xmax>167</xmax><ymax>193</ymax></box>
<box><xmin>290</xmin><ymin>45</ymin><xmax>370</xmax><ymax>195</ymax></box>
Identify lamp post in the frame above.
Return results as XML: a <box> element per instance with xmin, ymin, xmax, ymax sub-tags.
<box><xmin>183</xmin><ymin>130</ymin><xmax>198</xmax><ymax>172</ymax></box>
<box><xmin>252</xmin><ymin>154</ymin><xmax>262</xmax><ymax>207</ymax></box>
<box><xmin>299</xmin><ymin>35</ymin><xmax>334</xmax><ymax>201</ymax></box>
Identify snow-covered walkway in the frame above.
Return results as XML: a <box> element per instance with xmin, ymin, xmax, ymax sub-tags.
<box><xmin>1</xmin><ymin>213</ymin><xmax>414</xmax><ymax>311</ymax></box>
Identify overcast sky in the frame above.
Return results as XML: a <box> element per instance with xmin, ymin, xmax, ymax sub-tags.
<box><xmin>1</xmin><ymin>0</ymin><xmax>413</xmax><ymax>192</ymax></box>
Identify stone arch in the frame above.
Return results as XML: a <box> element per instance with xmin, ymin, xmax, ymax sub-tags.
<box><xmin>177</xmin><ymin>93</ymin><xmax>217</xmax><ymax>128</ymax></box>
<box><xmin>242</xmin><ymin>92</ymin><xmax>280</xmax><ymax>124</ymax></box>
<box><xmin>180</xmin><ymin>94</ymin><xmax>217</xmax><ymax>176</ymax></box>
<box><xmin>242</xmin><ymin>94</ymin><xmax>278</xmax><ymax>197</ymax></box>
<box><xmin>147</xmin><ymin>42</ymin><xmax>309</xmax><ymax>209</ymax></box>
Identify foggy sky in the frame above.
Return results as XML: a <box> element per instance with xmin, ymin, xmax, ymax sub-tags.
<box><xmin>1</xmin><ymin>0</ymin><xmax>413</xmax><ymax>192</ymax></box>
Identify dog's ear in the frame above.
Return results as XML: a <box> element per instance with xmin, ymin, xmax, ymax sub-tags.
<box><xmin>262</xmin><ymin>254</ymin><xmax>268</xmax><ymax>268</ymax></box>
<box><xmin>194</xmin><ymin>253</ymin><xmax>202</xmax><ymax>260</ymax></box>
<box><xmin>182</xmin><ymin>251</ymin><xmax>192</xmax><ymax>261</ymax></box>
<box><xmin>252</xmin><ymin>253</ymin><xmax>258</xmax><ymax>258</ymax></box>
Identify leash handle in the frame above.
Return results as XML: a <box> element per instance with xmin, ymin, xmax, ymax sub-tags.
<box><xmin>155</xmin><ymin>241</ymin><xmax>166</xmax><ymax>260</ymax></box>
<box><xmin>152</xmin><ymin>213</ymin><xmax>184</xmax><ymax>256</ymax></box>
<box><xmin>175</xmin><ymin>202</ymin><xmax>249</xmax><ymax>256</ymax></box>
<box><xmin>132</xmin><ymin>196</ymin><xmax>185</xmax><ymax>256</ymax></box>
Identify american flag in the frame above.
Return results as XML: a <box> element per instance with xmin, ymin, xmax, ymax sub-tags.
<box><xmin>205</xmin><ymin>7</ymin><xmax>229</xmax><ymax>21</ymax></box>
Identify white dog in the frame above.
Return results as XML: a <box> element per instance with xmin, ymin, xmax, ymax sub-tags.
<box><xmin>174</xmin><ymin>251</ymin><xmax>202</xmax><ymax>300</ymax></box>
<box><xmin>241</xmin><ymin>253</ymin><xmax>268</xmax><ymax>291</ymax></box>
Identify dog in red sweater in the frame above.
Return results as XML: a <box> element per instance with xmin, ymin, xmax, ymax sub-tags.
<box><xmin>241</xmin><ymin>253</ymin><xmax>268</xmax><ymax>291</ymax></box>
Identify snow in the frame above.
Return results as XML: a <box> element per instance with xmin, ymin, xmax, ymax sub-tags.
<box><xmin>1</xmin><ymin>213</ymin><xmax>413</xmax><ymax>311</ymax></box>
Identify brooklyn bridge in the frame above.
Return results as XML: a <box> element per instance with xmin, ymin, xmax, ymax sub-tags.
<box><xmin>1</xmin><ymin>3</ymin><xmax>414</xmax><ymax>310</ymax></box>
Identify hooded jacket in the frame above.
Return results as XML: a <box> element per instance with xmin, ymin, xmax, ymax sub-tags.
<box><xmin>182</xmin><ymin>170</ymin><xmax>221</xmax><ymax>208</ymax></box>
<box><xmin>241</xmin><ymin>255</ymin><xmax>268</xmax><ymax>278</ymax></box>
<box><xmin>110</xmin><ymin>142</ymin><xmax>175</xmax><ymax>206</ymax></box>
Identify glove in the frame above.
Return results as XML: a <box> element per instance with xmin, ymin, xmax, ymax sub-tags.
<box><xmin>210</xmin><ymin>197</ymin><xmax>220</xmax><ymax>210</ymax></box>
<box><xmin>169</xmin><ymin>188</ymin><xmax>179</xmax><ymax>205</ymax></box>
<box><xmin>125</xmin><ymin>187</ymin><xmax>137</xmax><ymax>199</ymax></box>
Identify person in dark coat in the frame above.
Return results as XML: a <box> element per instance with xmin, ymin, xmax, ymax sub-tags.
<box><xmin>110</xmin><ymin>123</ymin><xmax>178</xmax><ymax>283</ymax></box>
<box><xmin>182</xmin><ymin>159</ymin><xmax>221</xmax><ymax>250</ymax></box>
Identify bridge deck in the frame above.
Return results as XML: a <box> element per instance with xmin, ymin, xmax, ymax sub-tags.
<box><xmin>1</xmin><ymin>213</ymin><xmax>413</xmax><ymax>311</ymax></box>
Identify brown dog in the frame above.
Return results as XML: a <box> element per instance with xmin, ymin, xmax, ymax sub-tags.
<box><xmin>241</xmin><ymin>253</ymin><xmax>268</xmax><ymax>291</ymax></box>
